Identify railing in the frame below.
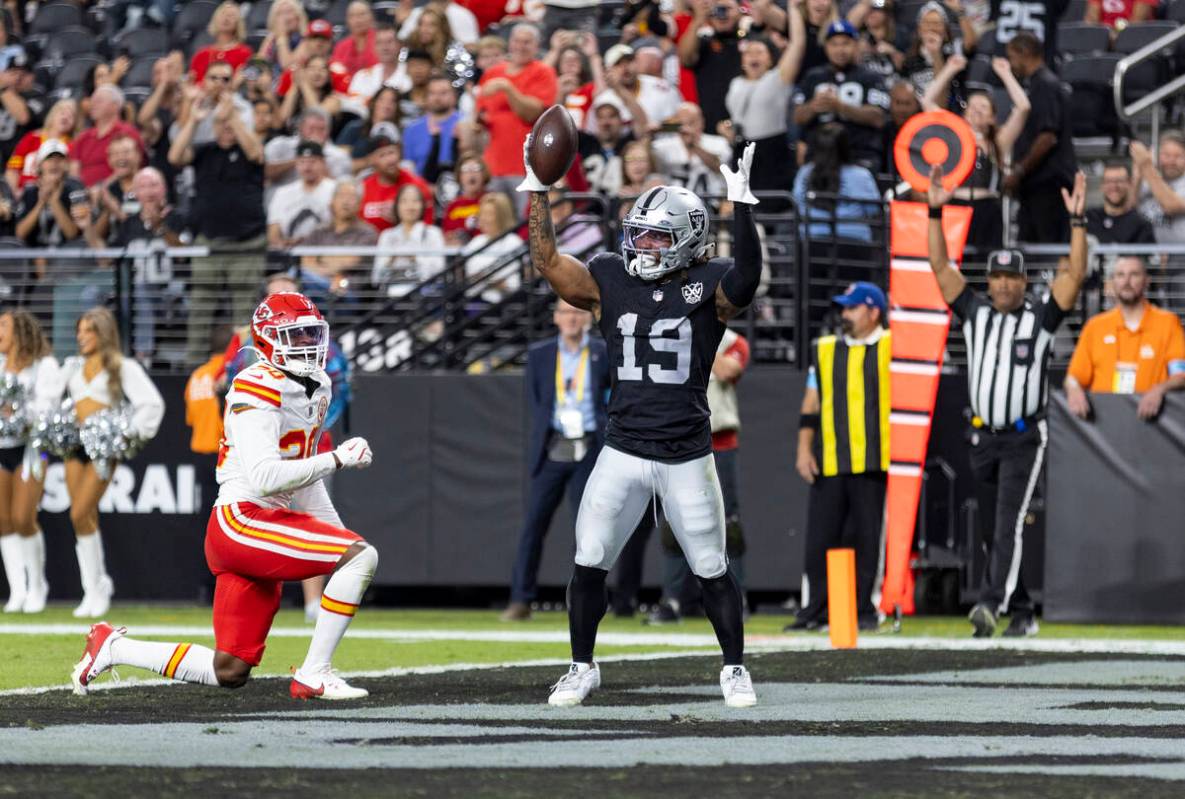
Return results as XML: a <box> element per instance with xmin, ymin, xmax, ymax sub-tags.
<box><xmin>2</xmin><ymin>198</ymin><xmax>1183</xmax><ymax>376</ymax></box>
<box><xmin>1113</xmin><ymin>25</ymin><xmax>1185</xmax><ymax>145</ymax></box>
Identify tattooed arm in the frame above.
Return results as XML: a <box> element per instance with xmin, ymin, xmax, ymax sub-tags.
<box><xmin>527</xmin><ymin>191</ymin><xmax>601</xmax><ymax>315</ymax></box>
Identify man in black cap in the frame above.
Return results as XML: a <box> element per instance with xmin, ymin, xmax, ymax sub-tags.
<box><xmin>793</xmin><ymin>20</ymin><xmax>889</xmax><ymax>172</ymax></box>
<box><xmin>928</xmin><ymin>164</ymin><xmax>1088</xmax><ymax>638</ymax></box>
<box><xmin>267</xmin><ymin>140</ymin><xmax>335</xmax><ymax>250</ymax></box>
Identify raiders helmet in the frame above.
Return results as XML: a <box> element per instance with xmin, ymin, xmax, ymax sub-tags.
<box><xmin>621</xmin><ymin>185</ymin><xmax>711</xmax><ymax>280</ymax></box>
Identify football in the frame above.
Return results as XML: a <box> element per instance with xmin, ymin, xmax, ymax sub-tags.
<box><xmin>526</xmin><ymin>105</ymin><xmax>577</xmax><ymax>186</ymax></box>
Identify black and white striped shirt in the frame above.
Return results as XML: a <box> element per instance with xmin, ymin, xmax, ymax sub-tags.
<box><xmin>951</xmin><ymin>287</ymin><xmax>1067</xmax><ymax>430</ymax></box>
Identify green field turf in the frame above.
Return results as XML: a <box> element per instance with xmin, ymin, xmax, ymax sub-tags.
<box><xmin>5</xmin><ymin>604</ymin><xmax>1185</xmax><ymax>692</ymax></box>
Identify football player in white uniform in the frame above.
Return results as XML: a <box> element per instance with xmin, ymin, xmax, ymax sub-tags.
<box><xmin>72</xmin><ymin>292</ymin><xmax>378</xmax><ymax>700</ymax></box>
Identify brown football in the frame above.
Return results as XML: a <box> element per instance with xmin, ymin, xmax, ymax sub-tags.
<box><xmin>527</xmin><ymin>105</ymin><xmax>578</xmax><ymax>186</ymax></box>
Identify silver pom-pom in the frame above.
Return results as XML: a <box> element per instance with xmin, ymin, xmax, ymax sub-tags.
<box><xmin>0</xmin><ymin>373</ymin><xmax>28</xmax><ymax>440</ymax></box>
<box><xmin>79</xmin><ymin>405</ymin><xmax>146</xmax><ymax>480</ymax></box>
<box><xmin>30</xmin><ymin>399</ymin><xmax>81</xmax><ymax>459</ymax></box>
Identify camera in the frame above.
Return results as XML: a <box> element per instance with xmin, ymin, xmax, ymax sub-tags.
<box><xmin>243</xmin><ymin>65</ymin><xmax>262</xmax><ymax>82</ymax></box>
<box><xmin>710</xmin><ymin>4</ymin><xmax>729</xmax><ymax>19</ymax></box>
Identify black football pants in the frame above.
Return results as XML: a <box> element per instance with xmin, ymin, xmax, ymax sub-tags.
<box><xmin>799</xmin><ymin>472</ymin><xmax>886</xmax><ymax>625</ymax></box>
<box><xmin>969</xmin><ymin>421</ymin><xmax>1046</xmax><ymax>616</ymax></box>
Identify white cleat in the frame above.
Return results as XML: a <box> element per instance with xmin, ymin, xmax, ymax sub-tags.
<box><xmin>71</xmin><ymin>621</ymin><xmax>125</xmax><ymax>696</ymax></box>
<box><xmin>290</xmin><ymin>667</ymin><xmax>369</xmax><ymax>700</ymax></box>
<box><xmin>548</xmin><ymin>662</ymin><xmax>600</xmax><ymax>707</ymax></box>
<box><xmin>720</xmin><ymin>665</ymin><xmax>757</xmax><ymax>708</ymax></box>
<box><xmin>21</xmin><ymin>580</ymin><xmax>48</xmax><ymax>614</ymax></box>
<box><xmin>3</xmin><ymin>587</ymin><xmax>25</xmax><ymax>613</ymax></box>
<box><xmin>73</xmin><ymin>576</ymin><xmax>114</xmax><ymax>619</ymax></box>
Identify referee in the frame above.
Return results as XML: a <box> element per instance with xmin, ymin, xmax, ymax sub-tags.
<box><xmin>927</xmin><ymin>165</ymin><xmax>1088</xmax><ymax>638</ymax></box>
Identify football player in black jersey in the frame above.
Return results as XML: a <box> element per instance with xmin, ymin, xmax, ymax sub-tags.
<box><xmin>517</xmin><ymin>139</ymin><xmax>764</xmax><ymax>708</ymax></box>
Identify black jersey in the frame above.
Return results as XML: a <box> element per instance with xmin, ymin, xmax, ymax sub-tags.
<box><xmin>588</xmin><ymin>252</ymin><xmax>729</xmax><ymax>463</ymax></box>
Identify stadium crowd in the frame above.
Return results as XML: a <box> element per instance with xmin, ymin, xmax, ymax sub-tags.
<box><xmin>0</xmin><ymin>0</ymin><xmax>1179</xmax><ymax>370</ymax></box>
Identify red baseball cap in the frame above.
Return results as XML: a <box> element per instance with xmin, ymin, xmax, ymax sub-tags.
<box><xmin>306</xmin><ymin>19</ymin><xmax>333</xmax><ymax>38</ymax></box>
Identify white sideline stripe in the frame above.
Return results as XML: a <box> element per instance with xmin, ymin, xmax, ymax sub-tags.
<box><xmin>0</xmin><ymin>648</ymin><xmax>771</xmax><ymax>698</ymax></box>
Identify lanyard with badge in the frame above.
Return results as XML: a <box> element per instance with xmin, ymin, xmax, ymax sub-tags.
<box><xmin>1111</xmin><ymin>324</ymin><xmax>1146</xmax><ymax>395</ymax></box>
<box><xmin>555</xmin><ymin>346</ymin><xmax>589</xmax><ymax>442</ymax></box>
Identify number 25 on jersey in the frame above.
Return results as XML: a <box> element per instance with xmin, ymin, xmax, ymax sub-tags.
<box><xmin>616</xmin><ymin>313</ymin><xmax>691</xmax><ymax>385</ymax></box>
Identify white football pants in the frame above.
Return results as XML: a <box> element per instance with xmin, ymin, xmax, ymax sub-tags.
<box><xmin>574</xmin><ymin>446</ymin><xmax>728</xmax><ymax>579</ymax></box>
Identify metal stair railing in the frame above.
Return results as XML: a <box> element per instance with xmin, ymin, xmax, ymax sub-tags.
<box><xmin>1113</xmin><ymin>25</ymin><xmax>1185</xmax><ymax>146</ymax></box>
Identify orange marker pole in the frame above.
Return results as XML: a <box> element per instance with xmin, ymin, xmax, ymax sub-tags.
<box><xmin>827</xmin><ymin>548</ymin><xmax>858</xmax><ymax>649</ymax></box>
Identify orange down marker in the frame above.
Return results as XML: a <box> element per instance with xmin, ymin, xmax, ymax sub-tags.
<box><xmin>827</xmin><ymin>548</ymin><xmax>858</xmax><ymax>649</ymax></box>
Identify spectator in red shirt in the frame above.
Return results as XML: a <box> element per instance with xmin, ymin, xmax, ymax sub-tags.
<box><xmin>442</xmin><ymin>152</ymin><xmax>489</xmax><ymax>244</ymax></box>
<box><xmin>359</xmin><ymin>134</ymin><xmax>434</xmax><ymax>232</ymax></box>
<box><xmin>7</xmin><ymin>98</ymin><xmax>76</xmax><ymax>192</ymax></box>
<box><xmin>470</xmin><ymin>24</ymin><xmax>557</xmax><ymax>196</ymax></box>
<box><xmin>277</xmin><ymin>20</ymin><xmax>353</xmax><ymax>98</ymax></box>
<box><xmin>69</xmin><ymin>86</ymin><xmax>146</xmax><ymax>188</ymax></box>
<box><xmin>331</xmin><ymin>1</ymin><xmax>379</xmax><ymax>79</ymax></box>
<box><xmin>190</xmin><ymin>1</ymin><xmax>254</xmax><ymax>82</ymax></box>
<box><xmin>1085</xmin><ymin>0</ymin><xmax>1156</xmax><ymax>30</ymax></box>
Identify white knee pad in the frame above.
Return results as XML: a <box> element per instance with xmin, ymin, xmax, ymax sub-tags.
<box><xmin>340</xmin><ymin>543</ymin><xmax>378</xmax><ymax>580</ymax></box>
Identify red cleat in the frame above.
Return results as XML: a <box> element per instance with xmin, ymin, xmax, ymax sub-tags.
<box><xmin>290</xmin><ymin>667</ymin><xmax>367</xmax><ymax>700</ymax></box>
<box><xmin>70</xmin><ymin>622</ymin><xmax>125</xmax><ymax>696</ymax></box>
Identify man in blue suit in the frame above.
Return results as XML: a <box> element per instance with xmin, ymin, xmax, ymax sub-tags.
<box><xmin>502</xmin><ymin>299</ymin><xmax>609</xmax><ymax>621</ymax></box>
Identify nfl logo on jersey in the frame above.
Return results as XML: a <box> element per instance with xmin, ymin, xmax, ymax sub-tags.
<box><xmin>653</xmin><ymin>289</ymin><xmax>664</xmax><ymax>302</ymax></box>
<box><xmin>681</xmin><ymin>282</ymin><xmax>703</xmax><ymax>304</ymax></box>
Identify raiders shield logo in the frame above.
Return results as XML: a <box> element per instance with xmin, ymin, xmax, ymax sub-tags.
<box><xmin>687</xmin><ymin>208</ymin><xmax>706</xmax><ymax>238</ymax></box>
<box><xmin>682</xmin><ymin>281</ymin><xmax>704</xmax><ymax>304</ymax></box>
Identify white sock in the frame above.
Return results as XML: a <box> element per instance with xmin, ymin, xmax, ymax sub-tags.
<box><xmin>300</xmin><ymin>545</ymin><xmax>377</xmax><ymax>674</ymax></box>
<box><xmin>92</xmin><ymin>528</ymin><xmax>110</xmax><ymax>581</ymax></box>
<box><xmin>110</xmin><ymin>637</ymin><xmax>220</xmax><ymax>686</ymax></box>
<box><xmin>22</xmin><ymin>532</ymin><xmax>45</xmax><ymax>592</ymax></box>
<box><xmin>75</xmin><ymin>533</ymin><xmax>102</xmax><ymax>592</ymax></box>
<box><xmin>1</xmin><ymin>534</ymin><xmax>25</xmax><ymax>601</ymax></box>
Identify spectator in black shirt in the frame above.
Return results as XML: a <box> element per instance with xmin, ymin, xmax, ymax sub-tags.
<box><xmin>576</xmin><ymin>96</ymin><xmax>636</xmax><ymax>194</ymax></box>
<box><xmin>0</xmin><ymin>48</ymin><xmax>45</xmax><ymax>168</ymax></box>
<box><xmin>1002</xmin><ymin>32</ymin><xmax>1076</xmax><ymax>243</ymax></box>
<box><xmin>105</xmin><ymin>167</ymin><xmax>185</xmax><ymax>362</ymax></box>
<box><xmin>678</xmin><ymin>0</ymin><xmax>745</xmax><ymax>133</ymax></box>
<box><xmin>169</xmin><ymin>93</ymin><xmax>266</xmax><ymax>367</ymax></box>
<box><xmin>987</xmin><ymin>0</ymin><xmax>1067</xmax><ymax>65</ymax></box>
<box><xmin>793</xmin><ymin>20</ymin><xmax>890</xmax><ymax>172</ymax></box>
<box><xmin>1087</xmin><ymin>162</ymin><xmax>1156</xmax><ymax>245</ymax></box>
<box><xmin>15</xmin><ymin>140</ymin><xmax>87</xmax><ymax>247</ymax></box>
<box><xmin>92</xmin><ymin>134</ymin><xmax>143</xmax><ymax>243</ymax></box>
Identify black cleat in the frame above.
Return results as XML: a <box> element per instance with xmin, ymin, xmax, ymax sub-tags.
<box><xmin>1002</xmin><ymin>614</ymin><xmax>1039</xmax><ymax>637</ymax></box>
<box><xmin>644</xmin><ymin>601</ymin><xmax>681</xmax><ymax>626</ymax></box>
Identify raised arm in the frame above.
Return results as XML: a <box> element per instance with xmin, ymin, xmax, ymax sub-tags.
<box><xmin>921</xmin><ymin>53</ymin><xmax>966</xmax><ymax>112</ymax></box>
<box><xmin>992</xmin><ymin>57</ymin><xmax>1031</xmax><ymax>158</ymax></box>
<box><xmin>778</xmin><ymin>0</ymin><xmax>807</xmax><ymax>85</ymax></box>
<box><xmin>926</xmin><ymin>165</ymin><xmax>968</xmax><ymax>304</ymax></box>
<box><xmin>1050</xmin><ymin>171</ymin><xmax>1088</xmax><ymax>311</ymax></box>
<box><xmin>526</xmin><ymin>191</ymin><xmax>600</xmax><ymax>313</ymax></box>
<box><xmin>716</xmin><ymin>143</ymin><xmax>763</xmax><ymax>322</ymax></box>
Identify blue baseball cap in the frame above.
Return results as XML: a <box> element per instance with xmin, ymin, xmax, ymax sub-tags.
<box><xmin>833</xmin><ymin>282</ymin><xmax>887</xmax><ymax>317</ymax></box>
<box><xmin>824</xmin><ymin>20</ymin><xmax>858</xmax><ymax>40</ymax></box>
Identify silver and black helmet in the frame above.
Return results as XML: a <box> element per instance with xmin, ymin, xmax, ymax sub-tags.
<box><xmin>621</xmin><ymin>185</ymin><xmax>711</xmax><ymax>280</ymax></box>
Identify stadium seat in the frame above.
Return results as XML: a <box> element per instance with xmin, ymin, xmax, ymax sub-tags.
<box><xmin>991</xmin><ymin>86</ymin><xmax>1014</xmax><ymax>124</ymax></box>
<box><xmin>53</xmin><ymin>54</ymin><xmax>104</xmax><ymax>94</ymax></box>
<box><xmin>1057</xmin><ymin>22</ymin><xmax>1111</xmax><ymax>56</ymax></box>
<box><xmin>185</xmin><ymin>31</ymin><xmax>214</xmax><ymax>62</ymax></box>
<box><xmin>964</xmin><ymin>55</ymin><xmax>992</xmax><ymax>85</ymax></box>
<box><xmin>1113</xmin><ymin>20</ymin><xmax>1179</xmax><ymax>54</ymax></box>
<box><xmin>29</xmin><ymin>2</ymin><xmax>83</xmax><ymax>34</ymax></box>
<box><xmin>1060</xmin><ymin>54</ymin><xmax>1122</xmax><ymax>138</ymax></box>
<box><xmin>895</xmin><ymin>0</ymin><xmax>929</xmax><ymax>31</ymax></box>
<box><xmin>246</xmin><ymin>0</ymin><xmax>274</xmax><ymax>33</ymax></box>
<box><xmin>114</xmin><ymin>28</ymin><xmax>170</xmax><ymax>59</ymax></box>
<box><xmin>43</xmin><ymin>26</ymin><xmax>98</xmax><ymax>60</ymax></box>
<box><xmin>171</xmin><ymin>0</ymin><xmax>219</xmax><ymax>48</ymax></box>
<box><xmin>1168</xmin><ymin>0</ymin><xmax>1185</xmax><ymax>23</ymax></box>
<box><xmin>1060</xmin><ymin>0</ymin><xmax>1088</xmax><ymax>21</ymax></box>
<box><xmin>121</xmin><ymin>56</ymin><xmax>158</xmax><ymax>89</ymax></box>
<box><xmin>323</xmin><ymin>0</ymin><xmax>353</xmax><ymax>32</ymax></box>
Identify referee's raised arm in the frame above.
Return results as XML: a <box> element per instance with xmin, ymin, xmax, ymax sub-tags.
<box><xmin>1050</xmin><ymin>171</ymin><xmax>1089</xmax><ymax>312</ymax></box>
<box><xmin>925</xmin><ymin>165</ymin><xmax>968</xmax><ymax>305</ymax></box>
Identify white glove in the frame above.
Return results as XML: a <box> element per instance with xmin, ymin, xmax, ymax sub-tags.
<box><xmin>334</xmin><ymin>437</ymin><xmax>373</xmax><ymax>470</ymax></box>
<box><xmin>720</xmin><ymin>141</ymin><xmax>759</xmax><ymax>205</ymax></box>
<box><xmin>515</xmin><ymin>134</ymin><xmax>550</xmax><ymax>193</ymax></box>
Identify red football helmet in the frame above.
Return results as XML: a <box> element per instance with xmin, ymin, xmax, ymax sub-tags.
<box><xmin>250</xmin><ymin>292</ymin><xmax>329</xmax><ymax>377</ymax></box>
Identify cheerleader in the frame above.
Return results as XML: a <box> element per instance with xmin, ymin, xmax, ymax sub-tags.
<box><xmin>0</xmin><ymin>311</ymin><xmax>63</xmax><ymax>613</ymax></box>
<box><xmin>65</xmin><ymin>308</ymin><xmax>164</xmax><ymax>618</ymax></box>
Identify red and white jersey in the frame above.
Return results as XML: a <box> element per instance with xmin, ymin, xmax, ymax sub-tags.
<box><xmin>215</xmin><ymin>361</ymin><xmax>336</xmax><ymax>512</ymax></box>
